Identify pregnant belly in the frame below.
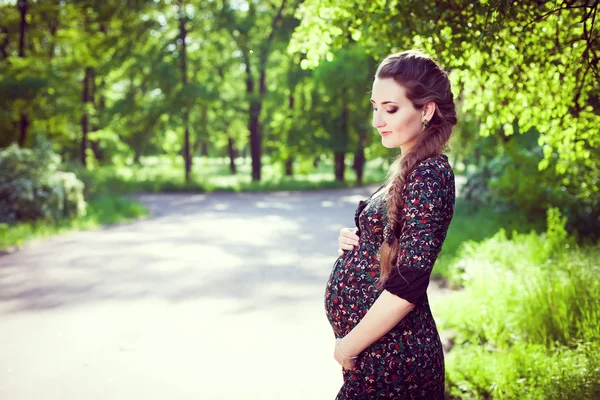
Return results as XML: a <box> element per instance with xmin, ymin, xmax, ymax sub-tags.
<box><xmin>324</xmin><ymin>249</ymin><xmax>381</xmax><ymax>337</ymax></box>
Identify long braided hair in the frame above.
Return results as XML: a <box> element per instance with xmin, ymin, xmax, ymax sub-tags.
<box><xmin>375</xmin><ymin>50</ymin><xmax>457</xmax><ymax>288</ymax></box>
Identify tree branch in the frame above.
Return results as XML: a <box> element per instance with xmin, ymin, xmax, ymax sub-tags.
<box><xmin>525</xmin><ymin>0</ymin><xmax>590</xmax><ymax>28</ymax></box>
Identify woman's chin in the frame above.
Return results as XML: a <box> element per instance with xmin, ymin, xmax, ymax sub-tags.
<box><xmin>381</xmin><ymin>137</ymin><xmax>397</xmax><ymax>149</ymax></box>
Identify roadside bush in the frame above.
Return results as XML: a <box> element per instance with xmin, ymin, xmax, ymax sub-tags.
<box><xmin>0</xmin><ymin>141</ymin><xmax>86</xmax><ymax>223</ymax></box>
<box><xmin>439</xmin><ymin>208</ymin><xmax>600</xmax><ymax>399</ymax></box>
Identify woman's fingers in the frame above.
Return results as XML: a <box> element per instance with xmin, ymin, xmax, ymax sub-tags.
<box><xmin>338</xmin><ymin>227</ymin><xmax>360</xmax><ymax>255</ymax></box>
<box><xmin>339</xmin><ymin>235</ymin><xmax>359</xmax><ymax>246</ymax></box>
<box><xmin>339</xmin><ymin>242</ymin><xmax>355</xmax><ymax>250</ymax></box>
<box><xmin>341</xmin><ymin>229</ymin><xmax>360</xmax><ymax>242</ymax></box>
<box><xmin>342</xmin><ymin>358</ymin><xmax>355</xmax><ymax>370</ymax></box>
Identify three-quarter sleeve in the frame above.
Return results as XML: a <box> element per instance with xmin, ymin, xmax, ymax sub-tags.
<box><xmin>383</xmin><ymin>166</ymin><xmax>450</xmax><ymax>306</ymax></box>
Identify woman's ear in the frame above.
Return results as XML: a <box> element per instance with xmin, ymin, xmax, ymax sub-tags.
<box><xmin>422</xmin><ymin>102</ymin><xmax>436</xmax><ymax>122</ymax></box>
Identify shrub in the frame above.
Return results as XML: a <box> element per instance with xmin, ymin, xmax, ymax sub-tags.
<box><xmin>438</xmin><ymin>208</ymin><xmax>600</xmax><ymax>399</ymax></box>
<box><xmin>446</xmin><ymin>342</ymin><xmax>600</xmax><ymax>400</ymax></box>
<box><xmin>0</xmin><ymin>141</ymin><xmax>86</xmax><ymax>223</ymax></box>
<box><xmin>461</xmin><ymin>131</ymin><xmax>600</xmax><ymax>240</ymax></box>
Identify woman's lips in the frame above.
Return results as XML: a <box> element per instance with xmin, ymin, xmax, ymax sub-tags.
<box><xmin>380</xmin><ymin>131</ymin><xmax>392</xmax><ymax>137</ymax></box>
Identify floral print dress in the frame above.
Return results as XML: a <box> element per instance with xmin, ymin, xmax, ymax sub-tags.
<box><xmin>325</xmin><ymin>154</ymin><xmax>455</xmax><ymax>400</ymax></box>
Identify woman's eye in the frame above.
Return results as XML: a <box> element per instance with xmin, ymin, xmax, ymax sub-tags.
<box><xmin>372</xmin><ymin>107</ymin><xmax>397</xmax><ymax>114</ymax></box>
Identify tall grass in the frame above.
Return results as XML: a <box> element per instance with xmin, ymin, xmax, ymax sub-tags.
<box><xmin>433</xmin><ymin>208</ymin><xmax>600</xmax><ymax>399</ymax></box>
<box><xmin>432</xmin><ymin>199</ymin><xmax>545</xmax><ymax>279</ymax></box>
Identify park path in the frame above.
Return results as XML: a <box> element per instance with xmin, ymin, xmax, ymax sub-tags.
<box><xmin>0</xmin><ymin>186</ymin><xmax>453</xmax><ymax>400</ymax></box>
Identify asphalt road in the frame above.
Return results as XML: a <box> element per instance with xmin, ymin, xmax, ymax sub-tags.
<box><xmin>0</xmin><ymin>186</ymin><xmax>452</xmax><ymax>400</ymax></box>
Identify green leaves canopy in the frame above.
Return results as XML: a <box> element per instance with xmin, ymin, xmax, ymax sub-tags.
<box><xmin>290</xmin><ymin>0</ymin><xmax>599</xmax><ymax>191</ymax></box>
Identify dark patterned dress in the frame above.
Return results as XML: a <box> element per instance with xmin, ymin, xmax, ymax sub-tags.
<box><xmin>325</xmin><ymin>154</ymin><xmax>455</xmax><ymax>400</ymax></box>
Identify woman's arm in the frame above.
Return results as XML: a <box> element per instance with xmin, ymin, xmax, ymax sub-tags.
<box><xmin>337</xmin><ymin>290</ymin><xmax>414</xmax><ymax>357</ymax></box>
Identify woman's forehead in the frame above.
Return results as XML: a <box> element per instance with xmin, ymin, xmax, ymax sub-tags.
<box><xmin>371</xmin><ymin>78</ymin><xmax>407</xmax><ymax>102</ymax></box>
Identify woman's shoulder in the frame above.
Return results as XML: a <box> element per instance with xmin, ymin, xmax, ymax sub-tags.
<box><xmin>409</xmin><ymin>153</ymin><xmax>454</xmax><ymax>183</ymax></box>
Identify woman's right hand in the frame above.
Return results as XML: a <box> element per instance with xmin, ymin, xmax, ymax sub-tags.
<box><xmin>338</xmin><ymin>227</ymin><xmax>360</xmax><ymax>256</ymax></box>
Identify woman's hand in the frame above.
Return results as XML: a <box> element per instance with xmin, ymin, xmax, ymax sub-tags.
<box><xmin>334</xmin><ymin>338</ymin><xmax>357</xmax><ymax>370</ymax></box>
<box><xmin>338</xmin><ymin>227</ymin><xmax>360</xmax><ymax>256</ymax></box>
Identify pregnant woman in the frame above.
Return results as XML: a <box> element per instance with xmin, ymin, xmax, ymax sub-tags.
<box><xmin>325</xmin><ymin>50</ymin><xmax>457</xmax><ymax>399</ymax></box>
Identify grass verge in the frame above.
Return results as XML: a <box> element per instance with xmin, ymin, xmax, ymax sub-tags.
<box><xmin>0</xmin><ymin>195</ymin><xmax>147</xmax><ymax>252</ymax></box>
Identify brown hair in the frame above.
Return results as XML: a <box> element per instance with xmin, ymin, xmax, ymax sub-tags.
<box><xmin>375</xmin><ymin>50</ymin><xmax>457</xmax><ymax>287</ymax></box>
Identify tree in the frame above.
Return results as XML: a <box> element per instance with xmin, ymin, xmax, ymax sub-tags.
<box><xmin>290</xmin><ymin>0</ymin><xmax>599</xmax><ymax>192</ymax></box>
<box><xmin>218</xmin><ymin>0</ymin><xmax>300</xmax><ymax>182</ymax></box>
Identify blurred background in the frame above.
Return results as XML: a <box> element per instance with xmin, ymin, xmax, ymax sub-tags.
<box><xmin>0</xmin><ymin>0</ymin><xmax>599</xmax><ymax>399</ymax></box>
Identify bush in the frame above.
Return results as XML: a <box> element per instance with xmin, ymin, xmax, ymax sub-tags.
<box><xmin>461</xmin><ymin>131</ymin><xmax>600</xmax><ymax>240</ymax></box>
<box><xmin>446</xmin><ymin>342</ymin><xmax>600</xmax><ymax>400</ymax></box>
<box><xmin>438</xmin><ymin>208</ymin><xmax>600</xmax><ymax>399</ymax></box>
<box><xmin>0</xmin><ymin>142</ymin><xmax>86</xmax><ymax>223</ymax></box>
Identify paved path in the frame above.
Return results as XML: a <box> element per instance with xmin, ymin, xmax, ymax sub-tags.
<box><xmin>0</xmin><ymin>186</ymin><xmax>452</xmax><ymax>400</ymax></box>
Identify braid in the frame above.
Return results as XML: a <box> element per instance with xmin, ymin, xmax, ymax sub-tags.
<box><xmin>379</xmin><ymin>139</ymin><xmax>437</xmax><ymax>286</ymax></box>
<box><xmin>374</xmin><ymin>50</ymin><xmax>457</xmax><ymax>288</ymax></box>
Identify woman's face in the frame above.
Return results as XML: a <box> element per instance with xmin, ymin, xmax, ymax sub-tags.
<box><xmin>370</xmin><ymin>77</ymin><xmax>426</xmax><ymax>153</ymax></box>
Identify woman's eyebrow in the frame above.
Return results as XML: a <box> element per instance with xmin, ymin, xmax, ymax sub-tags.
<box><xmin>370</xmin><ymin>99</ymin><xmax>397</xmax><ymax>105</ymax></box>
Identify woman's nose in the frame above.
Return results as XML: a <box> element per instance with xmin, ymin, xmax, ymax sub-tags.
<box><xmin>372</xmin><ymin>111</ymin><xmax>386</xmax><ymax>129</ymax></box>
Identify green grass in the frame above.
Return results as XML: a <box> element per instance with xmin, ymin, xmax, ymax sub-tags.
<box><xmin>432</xmin><ymin>199</ymin><xmax>545</xmax><ymax>279</ymax></box>
<box><xmin>4</xmin><ymin>155</ymin><xmax>545</xmax><ymax>260</ymax></box>
<box><xmin>68</xmin><ymin>155</ymin><xmax>392</xmax><ymax>197</ymax></box>
<box><xmin>2</xmin><ymin>155</ymin><xmax>389</xmax><ymax>252</ymax></box>
<box><xmin>432</xmin><ymin>209</ymin><xmax>600</xmax><ymax>399</ymax></box>
<box><xmin>445</xmin><ymin>341</ymin><xmax>600</xmax><ymax>400</ymax></box>
<box><xmin>0</xmin><ymin>195</ymin><xmax>147</xmax><ymax>252</ymax></box>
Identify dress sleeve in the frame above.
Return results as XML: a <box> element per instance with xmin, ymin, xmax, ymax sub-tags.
<box><xmin>383</xmin><ymin>166</ymin><xmax>449</xmax><ymax>306</ymax></box>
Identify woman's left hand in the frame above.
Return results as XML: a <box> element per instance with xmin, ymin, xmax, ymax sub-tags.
<box><xmin>334</xmin><ymin>338</ymin><xmax>356</xmax><ymax>370</ymax></box>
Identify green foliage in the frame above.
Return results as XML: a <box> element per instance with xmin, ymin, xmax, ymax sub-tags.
<box><xmin>67</xmin><ymin>155</ymin><xmax>390</xmax><ymax>196</ymax></box>
<box><xmin>0</xmin><ymin>141</ymin><xmax>86</xmax><ymax>223</ymax></box>
<box><xmin>0</xmin><ymin>195</ymin><xmax>147</xmax><ymax>252</ymax></box>
<box><xmin>290</xmin><ymin>0</ymin><xmax>600</xmax><ymax>210</ymax></box>
<box><xmin>432</xmin><ymin>197</ymin><xmax>545</xmax><ymax>279</ymax></box>
<box><xmin>462</xmin><ymin>134</ymin><xmax>600</xmax><ymax>239</ymax></box>
<box><xmin>445</xmin><ymin>342</ymin><xmax>600</xmax><ymax>400</ymax></box>
<box><xmin>432</xmin><ymin>208</ymin><xmax>600</xmax><ymax>399</ymax></box>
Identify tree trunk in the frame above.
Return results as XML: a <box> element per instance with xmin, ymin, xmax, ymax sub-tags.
<box><xmin>184</xmin><ymin>115</ymin><xmax>191</xmax><ymax>181</ymax></box>
<box><xmin>90</xmin><ymin>141</ymin><xmax>103</xmax><ymax>162</ymax></box>
<box><xmin>284</xmin><ymin>92</ymin><xmax>295</xmax><ymax>177</ymax></box>
<box><xmin>81</xmin><ymin>66</ymin><xmax>92</xmax><ymax>166</ymax></box>
<box><xmin>353</xmin><ymin>126</ymin><xmax>367</xmax><ymax>184</ymax></box>
<box><xmin>17</xmin><ymin>0</ymin><xmax>29</xmax><ymax>146</ymax></box>
<box><xmin>354</xmin><ymin>148</ymin><xmax>365</xmax><ymax>184</ymax></box>
<box><xmin>334</xmin><ymin>152</ymin><xmax>345</xmax><ymax>182</ymax></box>
<box><xmin>196</xmin><ymin>106</ymin><xmax>209</xmax><ymax>158</ymax></box>
<box><xmin>178</xmin><ymin>1</ymin><xmax>191</xmax><ymax>182</ymax></box>
<box><xmin>18</xmin><ymin>113</ymin><xmax>28</xmax><ymax>146</ymax></box>
<box><xmin>48</xmin><ymin>17</ymin><xmax>58</xmax><ymax>58</ymax></box>
<box><xmin>18</xmin><ymin>0</ymin><xmax>26</xmax><ymax>57</ymax></box>
<box><xmin>227</xmin><ymin>136</ymin><xmax>237</xmax><ymax>175</ymax></box>
<box><xmin>247</xmin><ymin>0</ymin><xmax>287</xmax><ymax>182</ymax></box>
<box><xmin>244</xmin><ymin>47</ymin><xmax>261</xmax><ymax>181</ymax></box>
<box><xmin>335</xmin><ymin>97</ymin><xmax>349</xmax><ymax>182</ymax></box>
<box><xmin>91</xmin><ymin>80</ymin><xmax>105</xmax><ymax>162</ymax></box>
<box><xmin>248</xmin><ymin>102</ymin><xmax>262</xmax><ymax>181</ymax></box>
<box><xmin>285</xmin><ymin>156</ymin><xmax>293</xmax><ymax>176</ymax></box>
<box><xmin>243</xmin><ymin>47</ymin><xmax>260</xmax><ymax>181</ymax></box>
<box><xmin>133</xmin><ymin>150</ymin><xmax>141</xmax><ymax>165</ymax></box>
<box><xmin>0</xmin><ymin>27</ymin><xmax>8</xmax><ymax>59</ymax></box>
